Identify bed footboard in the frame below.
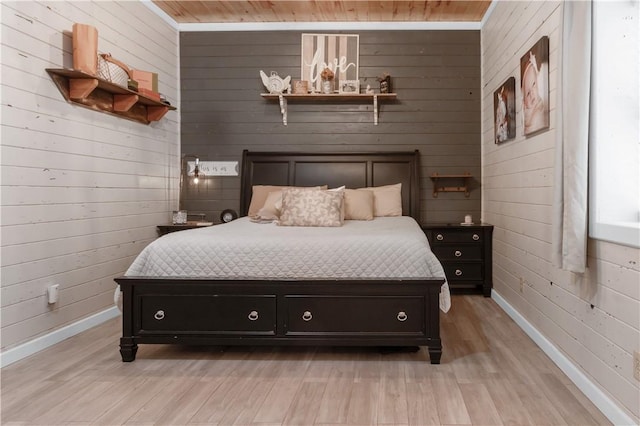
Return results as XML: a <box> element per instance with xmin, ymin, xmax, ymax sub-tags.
<box><xmin>116</xmin><ymin>277</ymin><xmax>444</xmax><ymax>364</ymax></box>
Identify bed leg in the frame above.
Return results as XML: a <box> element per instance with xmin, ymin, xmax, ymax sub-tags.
<box><xmin>120</xmin><ymin>338</ymin><xmax>138</xmax><ymax>362</ymax></box>
<box><xmin>428</xmin><ymin>342</ymin><xmax>442</xmax><ymax>364</ymax></box>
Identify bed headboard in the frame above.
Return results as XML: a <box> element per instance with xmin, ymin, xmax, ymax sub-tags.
<box><xmin>240</xmin><ymin>150</ymin><xmax>420</xmax><ymax>220</ymax></box>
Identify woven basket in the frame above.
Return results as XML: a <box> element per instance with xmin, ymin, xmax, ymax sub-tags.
<box><xmin>97</xmin><ymin>53</ymin><xmax>131</xmax><ymax>87</ymax></box>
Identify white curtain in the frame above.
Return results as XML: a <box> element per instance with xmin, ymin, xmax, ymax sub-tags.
<box><xmin>552</xmin><ymin>1</ymin><xmax>592</xmax><ymax>273</ymax></box>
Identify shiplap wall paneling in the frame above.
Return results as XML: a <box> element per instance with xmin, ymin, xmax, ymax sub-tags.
<box><xmin>180</xmin><ymin>30</ymin><xmax>481</xmax><ymax>223</ymax></box>
<box><xmin>481</xmin><ymin>1</ymin><xmax>640</xmax><ymax>423</ymax></box>
<box><xmin>0</xmin><ymin>1</ymin><xmax>180</xmax><ymax>352</ymax></box>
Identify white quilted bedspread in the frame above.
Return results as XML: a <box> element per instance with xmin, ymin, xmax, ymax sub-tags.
<box><xmin>122</xmin><ymin>216</ymin><xmax>450</xmax><ymax>312</ymax></box>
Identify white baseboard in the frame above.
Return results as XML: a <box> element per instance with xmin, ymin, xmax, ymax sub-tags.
<box><xmin>0</xmin><ymin>307</ymin><xmax>120</xmax><ymax>368</ymax></box>
<box><xmin>492</xmin><ymin>290</ymin><xmax>636</xmax><ymax>426</ymax></box>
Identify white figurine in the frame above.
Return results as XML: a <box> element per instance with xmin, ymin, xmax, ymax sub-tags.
<box><xmin>260</xmin><ymin>70</ymin><xmax>291</xmax><ymax>94</ymax></box>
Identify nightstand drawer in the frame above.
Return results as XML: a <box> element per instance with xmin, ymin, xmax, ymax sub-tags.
<box><xmin>432</xmin><ymin>245</ymin><xmax>482</xmax><ymax>261</ymax></box>
<box><xmin>442</xmin><ymin>263</ymin><xmax>483</xmax><ymax>281</ymax></box>
<box><xmin>431</xmin><ymin>229</ymin><xmax>483</xmax><ymax>244</ymax></box>
<box><xmin>422</xmin><ymin>224</ymin><xmax>493</xmax><ymax>297</ymax></box>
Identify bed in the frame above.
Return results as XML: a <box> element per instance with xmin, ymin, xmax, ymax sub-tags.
<box><xmin>115</xmin><ymin>150</ymin><xmax>448</xmax><ymax>364</ymax></box>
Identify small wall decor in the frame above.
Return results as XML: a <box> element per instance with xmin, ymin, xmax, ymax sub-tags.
<box><xmin>339</xmin><ymin>79</ymin><xmax>359</xmax><ymax>94</ymax></box>
<box><xmin>320</xmin><ymin>67</ymin><xmax>335</xmax><ymax>94</ymax></box>
<box><xmin>378</xmin><ymin>73</ymin><xmax>391</xmax><ymax>93</ymax></box>
<box><xmin>301</xmin><ymin>33</ymin><xmax>359</xmax><ymax>93</ymax></box>
<box><xmin>494</xmin><ymin>77</ymin><xmax>516</xmax><ymax>143</ymax></box>
<box><xmin>260</xmin><ymin>70</ymin><xmax>291</xmax><ymax>94</ymax></box>
<box><xmin>292</xmin><ymin>80</ymin><xmax>309</xmax><ymax>94</ymax></box>
<box><xmin>520</xmin><ymin>36</ymin><xmax>549</xmax><ymax>135</ymax></box>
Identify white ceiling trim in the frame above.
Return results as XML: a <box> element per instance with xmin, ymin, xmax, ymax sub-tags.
<box><xmin>480</xmin><ymin>0</ymin><xmax>499</xmax><ymax>28</ymax></box>
<box><xmin>177</xmin><ymin>21</ymin><xmax>482</xmax><ymax>32</ymax></box>
<box><xmin>141</xmin><ymin>0</ymin><xmax>179</xmax><ymax>30</ymax></box>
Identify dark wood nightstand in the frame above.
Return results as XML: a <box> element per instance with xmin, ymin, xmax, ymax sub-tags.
<box><xmin>157</xmin><ymin>222</ymin><xmax>213</xmax><ymax>236</ymax></box>
<box><xmin>421</xmin><ymin>223</ymin><xmax>493</xmax><ymax>297</ymax></box>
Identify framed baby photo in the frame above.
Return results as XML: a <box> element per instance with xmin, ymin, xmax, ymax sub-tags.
<box><xmin>520</xmin><ymin>36</ymin><xmax>549</xmax><ymax>136</ymax></box>
<box><xmin>494</xmin><ymin>77</ymin><xmax>516</xmax><ymax>144</ymax></box>
<box><xmin>339</xmin><ymin>79</ymin><xmax>359</xmax><ymax>94</ymax></box>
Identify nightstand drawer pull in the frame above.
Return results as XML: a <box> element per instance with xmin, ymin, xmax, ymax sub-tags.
<box><xmin>455</xmin><ymin>269</ymin><xmax>463</xmax><ymax>276</ymax></box>
<box><xmin>302</xmin><ymin>311</ymin><xmax>313</xmax><ymax>321</ymax></box>
<box><xmin>436</xmin><ymin>234</ymin><xmax>444</xmax><ymax>241</ymax></box>
<box><xmin>397</xmin><ymin>311</ymin><xmax>408</xmax><ymax>322</ymax></box>
<box><xmin>248</xmin><ymin>310</ymin><xmax>259</xmax><ymax>321</ymax></box>
<box><xmin>455</xmin><ymin>250</ymin><xmax>462</xmax><ymax>257</ymax></box>
<box><xmin>154</xmin><ymin>310</ymin><xmax>165</xmax><ymax>320</ymax></box>
<box><xmin>472</xmin><ymin>234</ymin><xmax>480</xmax><ymax>241</ymax></box>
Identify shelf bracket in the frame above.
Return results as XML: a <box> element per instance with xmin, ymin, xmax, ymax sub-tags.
<box><xmin>69</xmin><ymin>78</ymin><xmax>98</xmax><ymax>99</ymax></box>
<box><xmin>278</xmin><ymin>94</ymin><xmax>288</xmax><ymax>125</ymax></box>
<box><xmin>113</xmin><ymin>94</ymin><xmax>139</xmax><ymax>112</ymax></box>
<box><xmin>373</xmin><ymin>95</ymin><xmax>379</xmax><ymax>125</ymax></box>
<box><xmin>147</xmin><ymin>106</ymin><xmax>170</xmax><ymax>122</ymax></box>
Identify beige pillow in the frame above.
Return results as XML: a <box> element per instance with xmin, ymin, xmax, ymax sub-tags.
<box><xmin>255</xmin><ymin>190</ymin><xmax>283</xmax><ymax>220</ymax></box>
<box><xmin>248</xmin><ymin>185</ymin><xmax>326</xmax><ymax>217</ymax></box>
<box><xmin>278</xmin><ymin>188</ymin><xmax>344</xmax><ymax>227</ymax></box>
<box><xmin>344</xmin><ymin>189</ymin><xmax>374</xmax><ymax>220</ymax></box>
<box><xmin>359</xmin><ymin>183</ymin><xmax>402</xmax><ymax>217</ymax></box>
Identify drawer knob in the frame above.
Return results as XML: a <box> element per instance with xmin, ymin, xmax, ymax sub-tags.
<box><xmin>436</xmin><ymin>234</ymin><xmax>444</xmax><ymax>241</ymax></box>
<box><xmin>154</xmin><ymin>310</ymin><xmax>165</xmax><ymax>320</ymax></box>
<box><xmin>302</xmin><ymin>311</ymin><xmax>313</xmax><ymax>321</ymax></box>
<box><xmin>455</xmin><ymin>250</ymin><xmax>462</xmax><ymax>257</ymax></box>
<box><xmin>397</xmin><ymin>311</ymin><xmax>408</xmax><ymax>322</ymax></box>
<box><xmin>472</xmin><ymin>234</ymin><xmax>480</xmax><ymax>241</ymax></box>
<box><xmin>248</xmin><ymin>310</ymin><xmax>259</xmax><ymax>321</ymax></box>
<box><xmin>455</xmin><ymin>269</ymin><xmax>463</xmax><ymax>276</ymax></box>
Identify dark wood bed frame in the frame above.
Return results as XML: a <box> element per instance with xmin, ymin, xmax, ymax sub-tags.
<box><xmin>116</xmin><ymin>150</ymin><xmax>445</xmax><ymax>364</ymax></box>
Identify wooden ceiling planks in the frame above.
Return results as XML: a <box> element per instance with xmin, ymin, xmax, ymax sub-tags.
<box><xmin>153</xmin><ymin>1</ymin><xmax>492</xmax><ymax>23</ymax></box>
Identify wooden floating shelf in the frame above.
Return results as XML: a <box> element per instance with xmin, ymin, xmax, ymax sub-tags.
<box><xmin>261</xmin><ymin>92</ymin><xmax>397</xmax><ymax>125</ymax></box>
<box><xmin>46</xmin><ymin>68</ymin><xmax>176</xmax><ymax>125</ymax></box>
<box><xmin>260</xmin><ymin>93</ymin><xmax>397</xmax><ymax>101</ymax></box>
<box><xmin>430</xmin><ymin>173</ymin><xmax>473</xmax><ymax>197</ymax></box>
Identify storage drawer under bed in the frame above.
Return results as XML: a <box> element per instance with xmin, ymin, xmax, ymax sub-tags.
<box><xmin>138</xmin><ymin>295</ymin><xmax>276</xmax><ymax>334</ymax></box>
<box><xmin>283</xmin><ymin>295</ymin><xmax>425</xmax><ymax>335</ymax></box>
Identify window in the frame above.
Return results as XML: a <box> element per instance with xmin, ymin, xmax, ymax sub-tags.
<box><xmin>589</xmin><ymin>0</ymin><xmax>640</xmax><ymax>248</ymax></box>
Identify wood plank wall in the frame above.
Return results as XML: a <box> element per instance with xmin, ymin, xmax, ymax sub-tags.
<box><xmin>482</xmin><ymin>1</ymin><xmax>640</xmax><ymax>423</ymax></box>
<box><xmin>0</xmin><ymin>1</ymin><xmax>179</xmax><ymax>352</ymax></box>
<box><xmin>180</xmin><ymin>30</ymin><xmax>481</xmax><ymax>224</ymax></box>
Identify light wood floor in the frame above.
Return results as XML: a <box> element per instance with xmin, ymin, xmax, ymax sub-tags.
<box><xmin>1</xmin><ymin>295</ymin><xmax>611</xmax><ymax>425</ymax></box>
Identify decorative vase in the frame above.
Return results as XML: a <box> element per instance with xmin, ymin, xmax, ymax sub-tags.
<box><xmin>321</xmin><ymin>79</ymin><xmax>333</xmax><ymax>94</ymax></box>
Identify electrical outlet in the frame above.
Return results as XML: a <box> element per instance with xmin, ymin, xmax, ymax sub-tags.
<box><xmin>519</xmin><ymin>277</ymin><xmax>524</xmax><ymax>293</ymax></box>
<box><xmin>634</xmin><ymin>351</ymin><xmax>640</xmax><ymax>382</ymax></box>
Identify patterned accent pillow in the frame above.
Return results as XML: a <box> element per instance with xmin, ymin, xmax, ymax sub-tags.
<box><xmin>248</xmin><ymin>185</ymin><xmax>327</xmax><ymax>217</ymax></box>
<box><xmin>278</xmin><ymin>188</ymin><xmax>344</xmax><ymax>227</ymax></box>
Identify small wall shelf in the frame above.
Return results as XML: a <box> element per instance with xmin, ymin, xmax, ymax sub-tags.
<box><xmin>46</xmin><ymin>68</ymin><xmax>176</xmax><ymax>125</ymax></box>
<box><xmin>430</xmin><ymin>173</ymin><xmax>472</xmax><ymax>197</ymax></box>
<box><xmin>261</xmin><ymin>93</ymin><xmax>397</xmax><ymax>126</ymax></box>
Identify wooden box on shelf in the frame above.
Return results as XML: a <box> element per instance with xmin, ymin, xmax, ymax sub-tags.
<box><xmin>46</xmin><ymin>68</ymin><xmax>175</xmax><ymax>125</ymax></box>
